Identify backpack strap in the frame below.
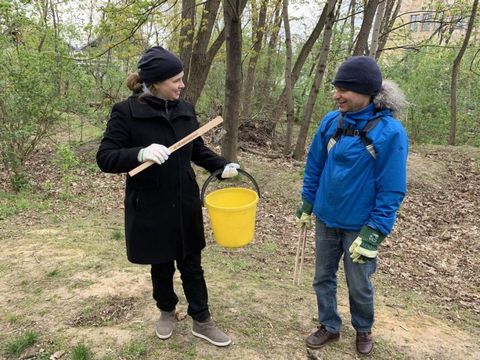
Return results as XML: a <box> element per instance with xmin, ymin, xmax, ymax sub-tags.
<box><xmin>327</xmin><ymin>115</ymin><xmax>381</xmax><ymax>159</ymax></box>
<box><xmin>359</xmin><ymin>117</ymin><xmax>381</xmax><ymax>158</ymax></box>
<box><xmin>327</xmin><ymin>115</ymin><xmax>344</xmax><ymax>153</ymax></box>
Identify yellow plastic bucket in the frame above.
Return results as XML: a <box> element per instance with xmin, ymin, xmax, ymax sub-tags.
<box><xmin>201</xmin><ymin>169</ymin><xmax>260</xmax><ymax>248</ymax></box>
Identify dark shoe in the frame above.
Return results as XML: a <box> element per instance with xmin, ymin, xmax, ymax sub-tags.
<box><xmin>306</xmin><ymin>325</ymin><xmax>340</xmax><ymax>349</ymax></box>
<box><xmin>356</xmin><ymin>331</ymin><xmax>374</xmax><ymax>355</ymax></box>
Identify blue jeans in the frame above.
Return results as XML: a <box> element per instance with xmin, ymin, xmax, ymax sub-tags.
<box><xmin>313</xmin><ymin>219</ymin><xmax>376</xmax><ymax>333</ymax></box>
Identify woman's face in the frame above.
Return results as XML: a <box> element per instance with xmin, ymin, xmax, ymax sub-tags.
<box><xmin>153</xmin><ymin>72</ymin><xmax>185</xmax><ymax>100</ymax></box>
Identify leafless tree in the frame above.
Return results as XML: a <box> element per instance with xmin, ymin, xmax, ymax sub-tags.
<box><xmin>353</xmin><ymin>0</ymin><xmax>380</xmax><ymax>55</ymax></box>
<box><xmin>222</xmin><ymin>0</ymin><xmax>243</xmax><ymax>161</ymax></box>
<box><xmin>293</xmin><ymin>0</ymin><xmax>338</xmax><ymax>160</ymax></box>
<box><xmin>242</xmin><ymin>0</ymin><xmax>268</xmax><ymax>118</ymax></box>
<box><xmin>282</xmin><ymin>0</ymin><xmax>295</xmax><ymax>154</ymax></box>
<box><xmin>178</xmin><ymin>0</ymin><xmax>195</xmax><ymax>80</ymax></box>
<box><xmin>449</xmin><ymin>0</ymin><xmax>478</xmax><ymax>145</ymax></box>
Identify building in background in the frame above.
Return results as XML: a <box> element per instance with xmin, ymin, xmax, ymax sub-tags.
<box><xmin>398</xmin><ymin>0</ymin><xmax>470</xmax><ymax>43</ymax></box>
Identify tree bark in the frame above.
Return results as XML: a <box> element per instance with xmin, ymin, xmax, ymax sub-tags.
<box><xmin>369</xmin><ymin>0</ymin><xmax>386</xmax><ymax>58</ymax></box>
<box><xmin>293</xmin><ymin>0</ymin><xmax>337</xmax><ymax>160</ymax></box>
<box><xmin>178</xmin><ymin>0</ymin><xmax>196</xmax><ymax>81</ymax></box>
<box><xmin>241</xmin><ymin>0</ymin><xmax>268</xmax><ymax>117</ymax></box>
<box><xmin>222</xmin><ymin>0</ymin><xmax>243</xmax><ymax>161</ymax></box>
<box><xmin>258</xmin><ymin>0</ymin><xmax>282</xmax><ymax>104</ymax></box>
<box><xmin>449</xmin><ymin>0</ymin><xmax>478</xmax><ymax>145</ymax></box>
<box><xmin>349</xmin><ymin>0</ymin><xmax>356</xmax><ymax>51</ymax></box>
<box><xmin>183</xmin><ymin>0</ymin><xmax>222</xmax><ymax>105</ymax></box>
<box><xmin>352</xmin><ymin>0</ymin><xmax>380</xmax><ymax>56</ymax></box>
<box><xmin>268</xmin><ymin>3</ymin><xmax>330</xmax><ymax>133</ymax></box>
<box><xmin>183</xmin><ymin>0</ymin><xmax>248</xmax><ymax>106</ymax></box>
<box><xmin>282</xmin><ymin>0</ymin><xmax>294</xmax><ymax>154</ymax></box>
<box><xmin>376</xmin><ymin>0</ymin><xmax>402</xmax><ymax>58</ymax></box>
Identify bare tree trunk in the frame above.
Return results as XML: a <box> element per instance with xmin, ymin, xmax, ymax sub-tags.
<box><xmin>36</xmin><ymin>0</ymin><xmax>50</xmax><ymax>52</ymax></box>
<box><xmin>222</xmin><ymin>0</ymin><xmax>243</xmax><ymax>161</ymax></box>
<box><xmin>242</xmin><ymin>0</ymin><xmax>268</xmax><ymax>117</ymax></box>
<box><xmin>183</xmin><ymin>0</ymin><xmax>221</xmax><ymax>105</ymax></box>
<box><xmin>349</xmin><ymin>0</ymin><xmax>356</xmax><ymax>51</ymax></box>
<box><xmin>449</xmin><ymin>0</ymin><xmax>478</xmax><ymax>145</ymax></box>
<box><xmin>184</xmin><ymin>0</ymin><xmax>248</xmax><ymax>106</ymax></box>
<box><xmin>293</xmin><ymin>0</ymin><xmax>337</xmax><ymax>160</ymax></box>
<box><xmin>268</xmin><ymin>3</ymin><xmax>330</xmax><ymax>133</ymax></box>
<box><xmin>376</xmin><ymin>0</ymin><xmax>402</xmax><ymax>58</ymax></box>
<box><xmin>179</xmin><ymin>0</ymin><xmax>196</xmax><ymax>81</ymax></box>
<box><xmin>352</xmin><ymin>0</ymin><xmax>380</xmax><ymax>56</ymax></box>
<box><xmin>283</xmin><ymin>0</ymin><xmax>294</xmax><ymax>154</ymax></box>
<box><xmin>369</xmin><ymin>0</ymin><xmax>386</xmax><ymax>58</ymax></box>
<box><xmin>258</xmin><ymin>0</ymin><xmax>282</xmax><ymax>104</ymax></box>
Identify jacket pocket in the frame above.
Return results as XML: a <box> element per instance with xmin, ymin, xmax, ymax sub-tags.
<box><xmin>125</xmin><ymin>188</ymin><xmax>140</xmax><ymax>211</ymax></box>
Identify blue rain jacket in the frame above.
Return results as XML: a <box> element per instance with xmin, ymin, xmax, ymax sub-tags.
<box><xmin>302</xmin><ymin>103</ymin><xmax>408</xmax><ymax>235</ymax></box>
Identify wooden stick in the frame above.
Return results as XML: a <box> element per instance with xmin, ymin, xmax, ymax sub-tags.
<box><xmin>128</xmin><ymin>116</ymin><xmax>223</xmax><ymax>177</ymax></box>
<box><xmin>293</xmin><ymin>225</ymin><xmax>307</xmax><ymax>285</ymax></box>
<box><xmin>299</xmin><ymin>226</ymin><xmax>307</xmax><ymax>281</ymax></box>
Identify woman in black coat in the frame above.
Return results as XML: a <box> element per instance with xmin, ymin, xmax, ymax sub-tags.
<box><xmin>97</xmin><ymin>46</ymin><xmax>238</xmax><ymax>347</ymax></box>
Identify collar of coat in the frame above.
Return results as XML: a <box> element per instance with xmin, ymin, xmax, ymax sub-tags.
<box><xmin>127</xmin><ymin>95</ymin><xmax>195</xmax><ymax>121</ymax></box>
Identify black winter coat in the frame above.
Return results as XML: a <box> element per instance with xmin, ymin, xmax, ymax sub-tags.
<box><xmin>97</xmin><ymin>95</ymin><xmax>227</xmax><ymax>264</ymax></box>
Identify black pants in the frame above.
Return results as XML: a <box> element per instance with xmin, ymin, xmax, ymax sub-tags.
<box><xmin>151</xmin><ymin>252</ymin><xmax>210</xmax><ymax>322</ymax></box>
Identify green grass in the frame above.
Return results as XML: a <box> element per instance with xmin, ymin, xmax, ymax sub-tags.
<box><xmin>70</xmin><ymin>343</ymin><xmax>93</xmax><ymax>360</ymax></box>
<box><xmin>5</xmin><ymin>313</ymin><xmax>19</xmax><ymax>325</ymax></box>
<box><xmin>120</xmin><ymin>341</ymin><xmax>147</xmax><ymax>359</ymax></box>
<box><xmin>46</xmin><ymin>269</ymin><xmax>62</xmax><ymax>278</ymax></box>
<box><xmin>4</xmin><ymin>330</ymin><xmax>38</xmax><ymax>356</ymax></box>
<box><xmin>111</xmin><ymin>229</ymin><xmax>123</xmax><ymax>241</ymax></box>
<box><xmin>0</xmin><ymin>191</ymin><xmax>49</xmax><ymax>219</ymax></box>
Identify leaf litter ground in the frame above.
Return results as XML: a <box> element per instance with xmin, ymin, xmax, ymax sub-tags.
<box><xmin>0</xmin><ymin>143</ymin><xmax>479</xmax><ymax>359</ymax></box>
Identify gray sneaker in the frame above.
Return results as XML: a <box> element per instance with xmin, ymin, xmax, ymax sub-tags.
<box><xmin>192</xmin><ymin>317</ymin><xmax>231</xmax><ymax>347</ymax></box>
<box><xmin>155</xmin><ymin>310</ymin><xmax>176</xmax><ymax>340</ymax></box>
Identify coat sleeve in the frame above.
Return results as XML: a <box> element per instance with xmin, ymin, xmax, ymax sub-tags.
<box><xmin>96</xmin><ymin>103</ymin><xmax>143</xmax><ymax>173</ymax></box>
<box><xmin>366</xmin><ymin>119</ymin><xmax>409</xmax><ymax>235</ymax></box>
<box><xmin>190</xmin><ymin>116</ymin><xmax>228</xmax><ymax>173</ymax></box>
<box><xmin>301</xmin><ymin>114</ymin><xmax>333</xmax><ymax>204</ymax></box>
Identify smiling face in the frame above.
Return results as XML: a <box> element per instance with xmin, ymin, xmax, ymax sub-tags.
<box><xmin>332</xmin><ymin>87</ymin><xmax>371</xmax><ymax>113</ymax></box>
<box><xmin>152</xmin><ymin>72</ymin><xmax>185</xmax><ymax>100</ymax></box>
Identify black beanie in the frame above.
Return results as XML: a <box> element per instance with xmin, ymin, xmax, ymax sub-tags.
<box><xmin>138</xmin><ymin>46</ymin><xmax>184</xmax><ymax>85</ymax></box>
<box><xmin>332</xmin><ymin>56</ymin><xmax>382</xmax><ymax>96</ymax></box>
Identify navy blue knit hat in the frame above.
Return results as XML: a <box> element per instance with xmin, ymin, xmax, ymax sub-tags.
<box><xmin>138</xmin><ymin>46</ymin><xmax>183</xmax><ymax>85</ymax></box>
<box><xmin>332</xmin><ymin>56</ymin><xmax>382</xmax><ymax>96</ymax></box>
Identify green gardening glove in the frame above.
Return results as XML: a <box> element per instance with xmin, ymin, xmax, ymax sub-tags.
<box><xmin>348</xmin><ymin>226</ymin><xmax>386</xmax><ymax>263</ymax></box>
<box><xmin>295</xmin><ymin>201</ymin><xmax>313</xmax><ymax>229</ymax></box>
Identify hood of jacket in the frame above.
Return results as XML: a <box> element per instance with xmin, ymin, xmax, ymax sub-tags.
<box><xmin>373</xmin><ymin>80</ymin><xmax>408</xmax><ymax>117</ymax></box>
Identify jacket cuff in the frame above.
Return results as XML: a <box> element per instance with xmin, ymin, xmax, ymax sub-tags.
<box><xmin>359</xmin><ymin>225</ymin><xmax>386</xmax><ymax>246</ymax></box>
<box><xmin>300</xmin><ymin>200</ymin><xmax>313</xmax><ymax>215</ymax></box>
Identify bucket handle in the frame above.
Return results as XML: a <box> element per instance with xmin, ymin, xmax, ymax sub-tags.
<box><xmin>201</xmin><ymin>168</ymin><xmax>261</xmax><ymax>206</ymax></box>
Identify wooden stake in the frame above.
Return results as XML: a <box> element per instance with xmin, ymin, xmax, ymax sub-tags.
<box><xmin>293</xmin><ymin>225</ymin><xmax>307</xmax><ymax>285</ymax></box>
<box><xmin>128</xmin><ymin>116</ymin><xmax>223</xmax><ymax>177</ymax></box>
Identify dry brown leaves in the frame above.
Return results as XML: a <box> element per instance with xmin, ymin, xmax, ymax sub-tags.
<box><xmin>2</xmin><ymin>142</ymin><xmax>478</xmax><ymax>318</ymax></box>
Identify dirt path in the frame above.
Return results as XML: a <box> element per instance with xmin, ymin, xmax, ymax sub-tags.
<box><xmin>376</xmin><ymin>302</ymin><xmax>479</xmax><ymax>360</ymax></box>
<box><xmin>1</xmin><ymin>221</ymin><xmax>479</xmax><ymax>359</ymax></box>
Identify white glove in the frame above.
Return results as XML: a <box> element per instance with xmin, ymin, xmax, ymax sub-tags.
<box><xmin>138</xmin><ymin>144</ymin><xmax>171</xmax><ymax>164</ymax></box>
<box><xmin>221</xmin><ymin>163</ymin><xmax>240</xmax><ymax>178</ymax></box>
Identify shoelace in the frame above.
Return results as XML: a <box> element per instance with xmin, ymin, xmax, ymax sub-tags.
<box><xmin>314</xmin><ymin>326</ymin><xmax>329</xmax><ymax>337</ymax></box>
<box><xmin>357</xmin><ymin>332</ymin><xmax>371</xmax><ymax>341</ymax></box>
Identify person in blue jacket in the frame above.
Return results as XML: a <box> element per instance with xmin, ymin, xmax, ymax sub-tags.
<box><xmin>296</xmin><ymin>56</ymin><xmax>408</xmax><ymax>355</ymax></box>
